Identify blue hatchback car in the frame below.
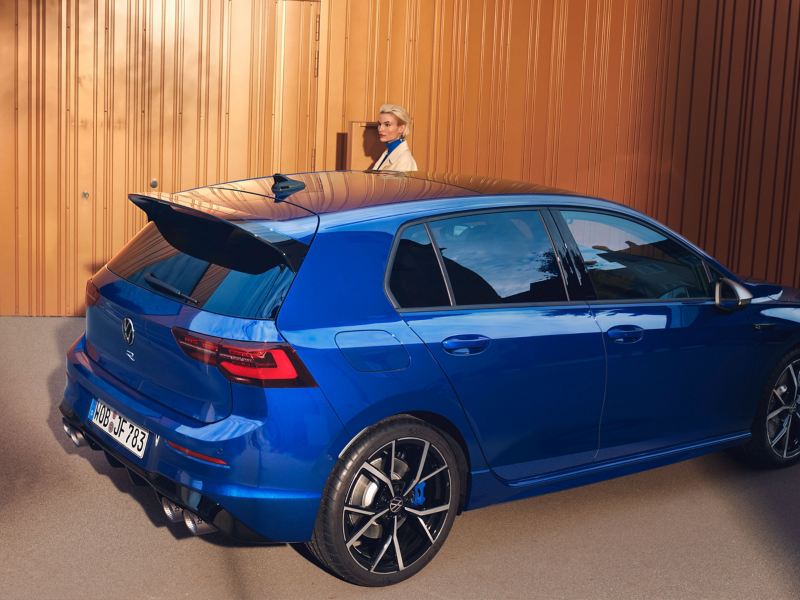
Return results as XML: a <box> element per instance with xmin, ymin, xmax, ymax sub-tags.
<box><xmin>61</xmin><ymin>170</ymin><xmax>800</xmax><ymax>585</ymax></box>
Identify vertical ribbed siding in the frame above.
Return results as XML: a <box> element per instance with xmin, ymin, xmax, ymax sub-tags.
<box><xmin>318</xmin><ymin>0</ymin><xmax>800</xmax><ymax>288</ymax></box>
<box><xmin>1</xmin><ymin>0</ymin><xmax>799</xmax><ymax>316</ymax></box>
<box><xmin>1</xmin><ymin>0</ymin><xmax>320</xmax><ymax>315</ymax></box>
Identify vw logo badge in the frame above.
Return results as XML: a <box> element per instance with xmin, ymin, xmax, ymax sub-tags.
<box><xmin>121</xmin><ymin>318</ymin><xmax>135</xmax><ymax>346</ymax></box>
<box><xmin>389</xmin><ymin>496</ymin><xmax>404</xmax><ymax>513</ymax></box>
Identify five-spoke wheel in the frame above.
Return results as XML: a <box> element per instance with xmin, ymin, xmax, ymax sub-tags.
<box><xmin>308</xmin><ymin>416</ymin><xmax>461</xmax><ymax>586</ymax></box>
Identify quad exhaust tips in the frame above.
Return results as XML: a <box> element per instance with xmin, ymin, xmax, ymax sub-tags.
<box><xmin>61</xmin><ymin>424</ymin><xmax>218</xmax><ymax>537</ymax></box>
<box><xmin>160</xmin><ymin>495</ymin><xmax>217</xmax><ymax>535</ymax></box>
<box><xmin>62</xmin><ymin>422</ymin><xmax>86</xmax><ymax>447</ymax></box>
<box><xmin>183</xmin><ymin>510</ymin><xmax>217</xmax><ymax>536</ymax></box>
<box><xmin>160</xmin><ymin>497</ymin><xmax>184</xmax><ymax>523</ymax></box>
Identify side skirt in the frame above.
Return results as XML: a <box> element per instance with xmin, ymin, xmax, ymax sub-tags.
<box><xmin>465</xmin><ymin>431</ymin><xmax>751</xmax><ymax>510</ymax></box>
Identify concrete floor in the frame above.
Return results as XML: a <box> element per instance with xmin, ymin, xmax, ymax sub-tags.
<box><xmin>1</xmin><ymin>316</ymin><xmax>800</xmax><ymax>599</ymax></box>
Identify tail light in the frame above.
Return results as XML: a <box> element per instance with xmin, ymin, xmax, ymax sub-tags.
<box><xmin>172</xmin><ymin>327</ymin><xmax>316</xmax><ymax>388</ymax></box>
<box><xmin>86</xmin><ymin>280</ymin><xmax>100</xmax><ymax>307</ymax></box>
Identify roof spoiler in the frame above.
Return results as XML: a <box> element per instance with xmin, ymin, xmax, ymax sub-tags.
<box><xmin>129</xmin><ymin>193</ymin><xmax>309</xmax><ymax>271</ymax></box>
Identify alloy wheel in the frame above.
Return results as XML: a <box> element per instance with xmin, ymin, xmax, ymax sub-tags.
<box><xmin>766</xmin><ymin>359</ymin><xmax>800</xmax><ymax>459</ymax></box>
<box><xmin>342</xmin><ymin>437</ymin><xmax>452</xmax><ymax>574</ymax></box>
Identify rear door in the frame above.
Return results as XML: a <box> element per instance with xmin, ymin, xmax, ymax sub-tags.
<box><xmin>389</xmin><ymin>208</ymin><xmax>606</xmax><ymax>481</ymax></box>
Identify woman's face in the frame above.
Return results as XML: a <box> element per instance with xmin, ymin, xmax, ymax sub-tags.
<box><xmin>377</xmin><ymin>112</ymin><xmax>406</xmax><ymax>143</ymax></box>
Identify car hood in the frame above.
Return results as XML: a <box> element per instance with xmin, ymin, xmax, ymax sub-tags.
<box><xmin>744</xmin><ymin>279</ymin><xmax>800</xmax><ymax>304</ymax></box>
<box><xmin>770</xmin><ymin>285</ymin><xmax>800</xmax><ymax>304</ymax></box>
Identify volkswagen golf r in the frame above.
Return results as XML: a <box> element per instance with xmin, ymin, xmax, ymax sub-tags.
<box><xmin>60</xmin><ymin>170</ymin><xmax>800</xmax><ymax>586</ymax></box>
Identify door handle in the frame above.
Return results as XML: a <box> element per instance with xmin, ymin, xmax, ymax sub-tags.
<box><xmin>442</xmin><ymin>334</ymin><xmax>491</xmax><ymax>355</ymax></box>
<box><xmin>606</xmin><ymin>325</ymin><xmax>644</xmax><ymax>344</ymax></box>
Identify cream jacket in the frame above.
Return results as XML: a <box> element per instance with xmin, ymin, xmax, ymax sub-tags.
<box><xmin>371</xmin><ymin>139</ymin><xmax>418</xmax><ymax>172</ymax></box>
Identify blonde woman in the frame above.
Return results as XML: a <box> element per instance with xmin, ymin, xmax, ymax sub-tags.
<box><xmin>371</xmin><ymin>104</ymin><xmax>418</xmax><ymax>171</ymax></box>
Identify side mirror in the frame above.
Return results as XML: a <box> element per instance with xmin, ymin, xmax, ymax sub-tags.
<box><xmin>714</xmin><ymin>277</ymin><xmax>753</xmax><ymax>312</ymax></box>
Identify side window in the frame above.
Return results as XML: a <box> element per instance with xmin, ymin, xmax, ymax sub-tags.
<box><xmin>427</xmin><ymin>210</ymin><xmax>566</xmax><ymax>305</ymax></box>
<box><xmin>389</xmin><ymin>224</ymin><xmax>450</xmax><ymax>308</ymax></box>
<box><xmin>560</xmin><ymin>210</ymin><xmax>710</xmax><ymax>301</ymax></box>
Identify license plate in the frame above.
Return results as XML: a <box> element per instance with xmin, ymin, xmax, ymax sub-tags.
<box><xmin>89</xmin><ymin>399</ymin><xmax>150</xmax><ymax>459</ymax></box>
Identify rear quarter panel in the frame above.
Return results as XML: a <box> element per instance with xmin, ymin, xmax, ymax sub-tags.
<box><xmin>276</xmin><ymin>218</ymin><xmax>490</xmax><ymax>476</ymax></box>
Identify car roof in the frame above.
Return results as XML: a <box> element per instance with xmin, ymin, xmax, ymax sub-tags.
<box><xmin>161</xmin><ymin>171</ymin><xmax>603</xmax><ymax>220</ymax></box>
<box><xmin>139</xmin><ymin>170</ymin><xmax>639</xmax><ymax>240</ymax></box>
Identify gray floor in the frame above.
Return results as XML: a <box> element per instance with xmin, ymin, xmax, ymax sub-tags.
<box><xmin>1</xmin><ymin>316</ymin><xmax>800</xmax><ymax>599</ymax></box>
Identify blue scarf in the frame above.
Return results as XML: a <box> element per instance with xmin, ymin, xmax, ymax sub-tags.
<box><xmin>386</xmin><ymin>138</ymin><xmax>403</xmax><ymax>154</ymax></box>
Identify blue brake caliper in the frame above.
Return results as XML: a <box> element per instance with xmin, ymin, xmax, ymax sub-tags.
<box><xmin>411</xmin><ymin>481</ymin><xmax>426</xmax><ymax>506</ymax></box>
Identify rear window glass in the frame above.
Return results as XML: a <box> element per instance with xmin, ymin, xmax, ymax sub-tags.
<box><xmin>428</xmin><ymin>210</ymin><xmax>567</xmax><ymax>305</ymax></box>
<box><xmin>389</xmin><ymin>224</ymin><xmax>450</xmax><ymax>308</ymax></box>
<box><xmin>107</xmin><ymin>217</ymin><xmax>297</xmax><ymax>320</ymax></box>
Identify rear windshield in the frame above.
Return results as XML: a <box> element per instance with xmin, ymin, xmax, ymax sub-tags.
<box><xmin>107</xmin><ymin>215</ymin><xmax>299</xmax><ymax>320</ymax></box>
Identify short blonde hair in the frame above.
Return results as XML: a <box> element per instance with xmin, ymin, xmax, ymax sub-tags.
<box><xmin>378</xmin><ymin>103</ymin><xmax>412</xmax><ymax>137</ymax></box>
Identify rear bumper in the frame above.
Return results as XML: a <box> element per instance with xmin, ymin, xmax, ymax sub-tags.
<box><xmin>61</xmin><ymin>334</ymin><xmax>344</xmax><ymax>543</ymax></box>
<box><xmin>60</xmin><ymin>405</ymin><xmax>264</xmax><ymax>541</ymax></box>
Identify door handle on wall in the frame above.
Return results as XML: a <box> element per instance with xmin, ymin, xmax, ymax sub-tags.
<box><xmin>606</xmin><ymin>325</ymin><xmax>644</xmax><ymax>344</ymax></box>
<box><xmin>442</xmin><ymin>334</ymin><xmax>491</xmax><ymax>355</ymax></box>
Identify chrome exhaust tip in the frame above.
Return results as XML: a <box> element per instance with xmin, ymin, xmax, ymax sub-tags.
<box><xmin>161</xmin><ymin>497</ymin><xmax>184</xmax><ymax>523</ymax></box>
<box><xmin>70</xmin><ymin>429</ymin><xmax>86</xmax><ymax>447</ymax></box>
<box><xmin>183</xmin><ymin>511</ymin><xmax>217</xmax><ymax>536</ymax></box>
<box><xmin>63</xmin><ymin>422</ymin><xmax>86</xmax><ymax>447</ymax></box>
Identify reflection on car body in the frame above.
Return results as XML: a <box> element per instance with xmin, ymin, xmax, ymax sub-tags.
<box><xmin>60</xmin><ymin>170</ymin><xmax>800</xmax><ymax>586</ymax></box>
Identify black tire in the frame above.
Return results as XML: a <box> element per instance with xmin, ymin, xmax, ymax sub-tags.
<box><xmin>738</xmin><ymin>349</ymin><xmax>800</xmax><ymax>468</ymax></box>
<box><xmin>307</xmin><ymin>415</ymin><xmax>461</xmax><ymax>586</ymax></box>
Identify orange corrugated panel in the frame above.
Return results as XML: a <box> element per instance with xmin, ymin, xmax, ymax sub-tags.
<box><xmin>2</xmin><ymin>0</ymin><xmax>798</xmax><ymax>315</ymax></box>
<box><xmin>318</xmin><ymin>0</ymin><xmax>800</xmax><ymax>288</ymax></box>
<box><xmin>2</xmin><ymin>0</ymin><xmax>322</xmax><ymax>315</ymax></box>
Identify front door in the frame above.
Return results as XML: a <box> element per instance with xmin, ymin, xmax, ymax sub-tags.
<box><xmin>554</xmin><ymin>209</ymin><xmax>761</xmax><ymax>460</ymax></box>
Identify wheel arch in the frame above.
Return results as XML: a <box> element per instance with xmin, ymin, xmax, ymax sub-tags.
<box><xmin>405</xmin><ymin>410</ymin><xmax>471</xmax><ymax>514</ymax></box>
<box><xmin>333</xmin><ymin>411</ymin><xmax>474</xmax><ymax>514</ymax></box>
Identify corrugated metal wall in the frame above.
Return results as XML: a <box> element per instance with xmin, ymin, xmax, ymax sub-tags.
<box><xmin>2</xmin><ymin>0</ymin><xmax>799</xmax><ymax>315</ymax></box>
<box><xmin>0</xmin><ymin>0</ymin><xmax>320</xmax><ymax>315</ymax></box>
<box><xmin>318</xmin><ymin>0</ymin><xmax>800</xmax><ymax>285</ymax></box>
